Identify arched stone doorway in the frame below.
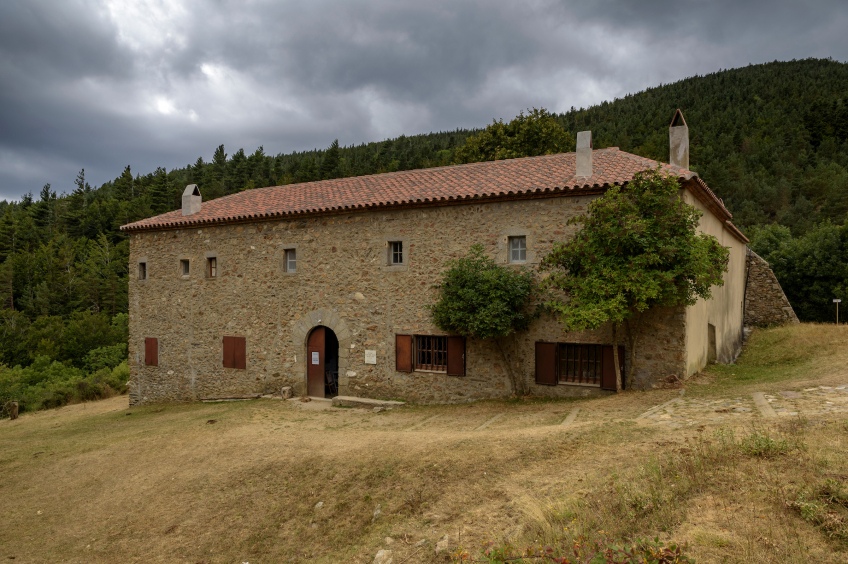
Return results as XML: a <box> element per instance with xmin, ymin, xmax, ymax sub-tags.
<box><xmin>291</xmin><ymin>308</ymin><xmax>351</xmax><ymax>397</ymax></box>
<box><xmin>306</xmin><ymin>326</ymin><xmax>339</xmax><ymax>398</ymax></box>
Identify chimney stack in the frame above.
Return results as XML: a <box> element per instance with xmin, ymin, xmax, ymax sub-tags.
<box><xmin>576</xmin><ymin>130</ymin><xmax>592</xmax><ymax>178</ymax></box>
<box><xmin>182</xmin><ymin>184</ymin><xmax>202</xmax><ymax>216</ymax></box>
<box><xmin>669</xmin><ymin>109</ymin><xmax>689</xmax><ymax>169</ymax></box>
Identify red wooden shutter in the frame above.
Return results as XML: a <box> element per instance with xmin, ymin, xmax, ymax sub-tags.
<box><xmin>446</xmin><ymin>336</ymin><xmax>466</xmax><ymax>376</ymax></box>
<box><xmin>223</xmin><ymin>336</ymin><xmax>246</xmax><ymax>369</ymax></box>
<box><xmin>395</xmin><ymin>334</ymin><xmax>413</xmax><ymax>372</ymax></box>
<box><xmin>223</xmin><ymin>336</ymin><xmax>234</xmax><ymax>368</ymax></box>
<box><xmin>601</xmin><ymin>345</ymin><xmax>625</xmax><ymax>390</ymax></box>
<box><xmin>144</xmin><ymin>338</ymin><xmax>158</xmax><ymax>367</ymax></box>
<box><xmin>233</xmin><ymin>337</ymin><xmax>246</xmax><ymax>370</ymax></box>
<box><xmin>534</xmin><ymin>342</ymin><xmax>557</xmax><ymax>385</ymax></box>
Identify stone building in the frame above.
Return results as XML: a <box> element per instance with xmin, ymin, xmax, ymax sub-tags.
<box><xmin>121</xmin><ymin>117</ymin><xmax>755</xmax><ymax>405</ymax></box>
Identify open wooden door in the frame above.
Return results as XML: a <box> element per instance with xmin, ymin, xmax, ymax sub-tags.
<box><xmin>307</xmin><ymin>327</ymin><xmax>325</xmax><ymax>397</ymax></box>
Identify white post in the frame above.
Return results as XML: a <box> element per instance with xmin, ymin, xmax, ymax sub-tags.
<box><xmin>835</xmin><ymin>299</ymin><xmax>842</xmax><ymax>325</ymax></box>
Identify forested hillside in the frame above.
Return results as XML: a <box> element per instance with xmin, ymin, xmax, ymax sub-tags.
<box><xmin>2</xmin><ymin>58</ymin><xmax>848</xmax><ymax>413</ymax></box>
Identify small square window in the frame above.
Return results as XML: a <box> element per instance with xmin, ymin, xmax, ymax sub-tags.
<box><xmin>389</xmin><ymin>241</ymin><xmax>403</xmax><ymax>265</ymax></box>
<box><xmin>509</xmin><ymin>236</ymin><xmax>526</xmax><ymax>263</ymax></box>
<box><xmin>206</xmin><ymin>257</ymin><xmax>217</xmax><ymax>278</ymax></box>
<box><xmin>138</xmin><ymin>262</ymin><xmax>147</xmax><ymax>280</ymax></box>
<box><xmin>180</xmin><ymin>259</ymin><xmax>190</xmax><ymax>276</ymax></box>
<box><xmin>284</xmin><ymin>249</ymin><xmax>296</xmax><ymax>273</ymax></box>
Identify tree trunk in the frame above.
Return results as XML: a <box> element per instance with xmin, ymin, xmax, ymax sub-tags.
<box><xmin>497</xmin><ymin>337</ymin><xmax>524</xmax><ymax>397</ymax></box>
<box><xmin>624</xmin><ymin>317</ymin><xmax>641</xmax><ymax>390</ymax></box>
<box><xmin>612</xmin><ymin>323</ymin><xmax>622</xmax><ymax>393</ymax></box>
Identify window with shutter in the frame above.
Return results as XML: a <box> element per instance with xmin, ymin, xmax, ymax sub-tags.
<box><xmin>144</xmin><ymin>337</ymin><xmax>158</xmax><ymax>367</ymax></box>
<box><xmin>446</xmin><ymin>336</ymin><xmax>465</xmax><ymax>376</ymax></box>
<box><xmin>534</xmin><ymin>342</ymin><xmax>557</xmax><ymax>385</ymax></box>
<box><xmin>223</xmin><ymin>336</ymin><xmax>246</xmax><ymax>369</ymax></box>
<box><xmin>395</xmin><ymin>334</ymin><xmax>413</xmax><ymax>372</ymax></box>
<box><xmin>535</xmin><ymin>342</ymin><xmax>623</xmax><ymax>388</ymax></box>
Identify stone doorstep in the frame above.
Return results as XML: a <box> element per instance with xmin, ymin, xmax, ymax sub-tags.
<box><xmin>331</xmin><ymin>395</ymin><xmax>406</xmax><ymax>409</ymax></box>
<box><xmin>200</xmin><ymin>394</ymin><xmax>262</xmax><ymax>402</ymax></box>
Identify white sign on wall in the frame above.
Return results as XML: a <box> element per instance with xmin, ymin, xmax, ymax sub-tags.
<box><xmin>311</xmin><ymin>352</ymin><xmax>320</xmax><ymax>365</ymax></box>
<box><xmin>364</xmin><ymin>350</ymin><xmax>377</xmax><ymax>365</ymax></box>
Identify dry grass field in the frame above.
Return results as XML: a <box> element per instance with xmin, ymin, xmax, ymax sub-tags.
<box><xmin>1</xmin><ymin>324</ymin><xmax>847</xmax><ymax>563</ymax></box>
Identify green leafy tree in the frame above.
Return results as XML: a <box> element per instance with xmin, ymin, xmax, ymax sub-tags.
<box><xmin>540</xmin><ymin>168</ymin><xmax>729</xmax><ymax>391</ymax></box>
<box><xmin>455</xmin><ymin>108</ymin><xmax>574</xmax><ymax>163</ymax></box>
<box><xmin>430</xmin><ymin>245</ymin><xmax>535</xmax><ymax>394</ymax></box>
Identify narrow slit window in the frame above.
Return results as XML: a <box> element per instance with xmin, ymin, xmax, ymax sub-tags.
<box><xmin>284</xmin><ymin>249</ymin><xmax>296</xmax><ymax>273</ymax></box>
<box><xmin>206</xmin><ymin>257</ymin><xmax>217</xmax><ymax>278</ymax></box>
<box><xmin>509</xmin><ymin>236</ymin><xmax>526</xmax><ymax>262</ymax></box>
<box><xmin>138</xmin><ymin>261</ymin><xmax>147</xmax><ymax>280</ymax></box>
<box><xmin>180</xmin><ymin>259</ymin><xmax>190</xmax><ymax>276</ymax></box>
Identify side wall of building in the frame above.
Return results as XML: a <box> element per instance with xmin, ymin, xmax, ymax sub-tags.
<box><xmin>128</xmin><ymin>196</ymin><xmax>699</xmax><ymax>405</ymax></box>
<box><xmin>682</xmin><ymin>191</ymin><xmax>747</xmax><ymax>376</ymax></box>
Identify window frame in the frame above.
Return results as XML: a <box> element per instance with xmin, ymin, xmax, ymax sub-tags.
<box><xmin>284</xmin><ymin>248</ymin><xmax>297</xmax><ymax>273</ymax></box>
<box><xmin>138</xmin><ymin>261</ymin><xmax>148</xmax><ymax>281</ymax></box>
<box><xmin>206</xmin><ymin>256</ymin><xmax>217</xmax><ymax>278</ymax></box>
<box><xmin>382</xmin><ymin>237</ymin><xmax>409</xmax><ymax>271</ymax></box>
<box><xmin>388</xmin><ymin>240</ymin><xmax>403</xmax><ymax>266</ymax></box>
<box><xmin>395</xmin><ymin>334</ymin><xmax>465</xmax><ymax>376</ymax></box>
<box><xmin>180</xmin><ymin>258</ymin><xmax>190</xmax><ymax>277</ymax></box>
<box><xmin>500</xmin><ymin>230</ymin><xmax>535</xmax><ymax>265</ymax></box>
<box><xmin>414</xmin><ymin>335</ymin><xmax>448</xmax><ymax>372</ymax></box>
<box><xmin>508</xmin><ymin>235</ymin><xmax>527</xmax><ymax>263</ymax></box>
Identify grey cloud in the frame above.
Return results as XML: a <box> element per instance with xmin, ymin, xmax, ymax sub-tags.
<box><xmin>1</xmin><ymin>0</ymin><xmax>847</xmax><ymax>202</ymax></box>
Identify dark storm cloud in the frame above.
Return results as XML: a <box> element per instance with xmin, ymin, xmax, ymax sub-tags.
<box><xmin>0</xmin><ymin>0</ymin><xmax>846</xmax><ymax>202</ymax></box>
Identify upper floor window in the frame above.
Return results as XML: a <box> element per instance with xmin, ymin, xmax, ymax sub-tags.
<box><xmin>389</xmin><ymin>241</ymin><xmax>403</xmax><ymax>265</ymax></box>
<box><xmin>138</xmin><ymin>261</ymin><xmax>147</xmax><ymax>280</ymax></box>
<box><xmin>180</xmin><ymin>259</ymin><xmax>190</xmax><ymax>276</ymax></box>
<box><xmin>206</xmin><ymin>257</ymin><xmax>217</xmax><ymax>278</ymax></box>
<box><xmin>509</xmin><ymin>236</ymin><xmax>526</xmax><ymax>263</ymax></box>
<box><xmin>284</xmin><ymin>248</ymin><xmax>296</xmax><ymax>273</ymax></box>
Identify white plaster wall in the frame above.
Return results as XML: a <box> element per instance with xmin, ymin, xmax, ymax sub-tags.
<box><xmin>682</xmin><ymin>190</ymin><xmax>747</xmax><ymax>376</ymax></box>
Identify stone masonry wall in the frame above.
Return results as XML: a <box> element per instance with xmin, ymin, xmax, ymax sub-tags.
<box><xmin>744</xmin><ymin>248</ymin><xmax>799</xmax><ymax>327</ymax></box>
<box><xmin>128</xmin><ymin>195</ymin><xmax>693</xmax><ymax>406</ymax></box>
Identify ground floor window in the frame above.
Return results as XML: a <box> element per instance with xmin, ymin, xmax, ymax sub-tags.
<box><xmin>144</xmin><ymin>337</ymin><xmax>158</xmax><ymax>366</ymax></box>
<box><xmin>396</xmin><ymin>334</ymin><xmax>465</xmax><ymax>376</ymax></box>
<box><xmin>415</xmin><ymin>335</ymin><xmax>447</xmax><ymax>371</ymax></box>
<box><xmin>535</xmin><ymin>341</ymin><xmax>624</xmax><ymax>390</ymax></box>
<box><xmin>223</xmin><ymin>336</ymin><xmax>246</xmax><ymax>369</ymax></box>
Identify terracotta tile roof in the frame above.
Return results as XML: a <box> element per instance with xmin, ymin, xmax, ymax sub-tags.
<box><xmin>121</xmin><ymin>148</ymin><xmax>744</xmax><ymax>241</ymax></box>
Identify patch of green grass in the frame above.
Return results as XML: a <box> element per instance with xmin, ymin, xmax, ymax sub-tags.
<box><xmin>691</xmin><ymin>324</ymin><xmax>848</xmax><ymax>397</ymax></box>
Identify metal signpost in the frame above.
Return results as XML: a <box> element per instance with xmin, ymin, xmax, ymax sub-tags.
<box><xmin>835</xmin><ymin>299</ymin><xmax>842</xmax><ymax>325</ymax></box>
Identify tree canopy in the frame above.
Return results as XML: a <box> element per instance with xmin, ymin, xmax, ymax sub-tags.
<box><xmin>430</xmin><ymin>245</ymin><xmax>535</xmax><ymax>340</ymax></box>
<box><xmin>430</xmin><ymin>245</ymin><xmax>535</xmax><ymax>395</ymax></box>
<box><xmin>454</xmin><ymin>108</ymin><xmax>574</xmax><ymax>163</ymax></box>
<box><xmin>540</xmin><ymin>168</ymin><xmax>729</xmax><ymax>389</ymax></box>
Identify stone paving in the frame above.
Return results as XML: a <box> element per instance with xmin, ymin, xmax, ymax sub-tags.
<box><xmin>282</xmin><ymin>383</ymin><xmax>848</xmax><ymax>433</ymax></box>
<box><xmin>633</xmin><ymin>384</ymin><xmax>848</xmax><ymax>429</ymax></box>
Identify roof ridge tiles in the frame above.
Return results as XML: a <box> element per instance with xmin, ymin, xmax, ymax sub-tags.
<box><xmin>121</xmin><ymin>148</ymin><xmax>728</xmax><ymax>236</ymax></box>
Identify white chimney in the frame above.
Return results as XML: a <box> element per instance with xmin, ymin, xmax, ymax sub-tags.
<box><xmin>576</xmin><ymin>130</ymin><xmax>592</xmax><ymax>178</ymax></box>
<box><xmin>669</xmin><ymin>109</ymin><xmax>689</xmax><ymax>169</ymax></box>
<box><xmin>182</xmin><ymin>184</ymin><xmax>201</xmax><ymax>216</ymax></box>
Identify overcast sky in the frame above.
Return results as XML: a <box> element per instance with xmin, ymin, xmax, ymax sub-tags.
<box><xmin>0</xmin><ymin>0</ymin><xmax>846</xmax><ymax>202</ymax></box>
